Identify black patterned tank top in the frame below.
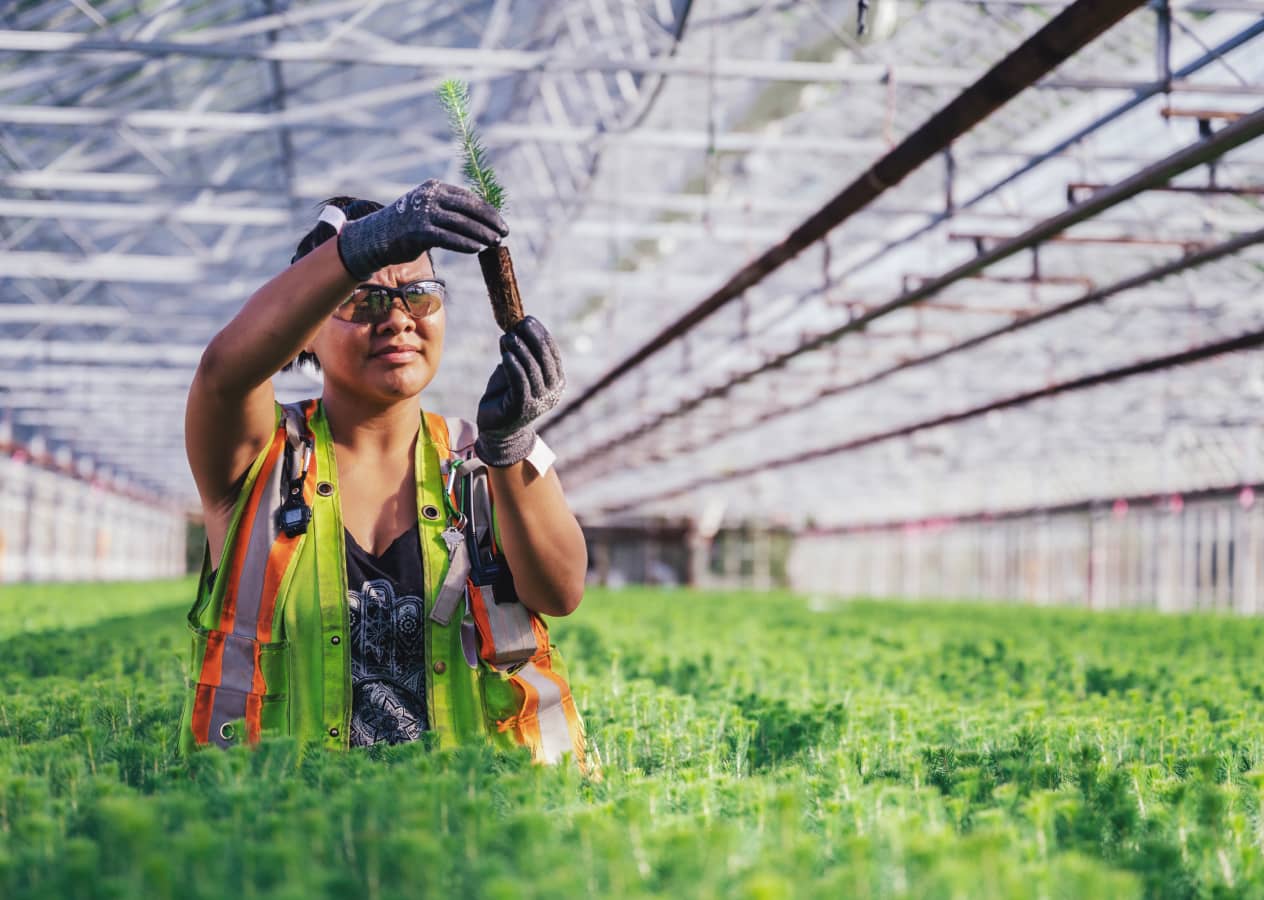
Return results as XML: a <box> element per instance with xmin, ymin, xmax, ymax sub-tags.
<box><xmin>344</xmin><ymin>523</ymin><xmax>429</xmax><ymax>747</ymax></box>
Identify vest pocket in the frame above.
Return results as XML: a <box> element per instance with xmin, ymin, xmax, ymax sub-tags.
<box><xmin>186</xmin><ymin>626</ymin><xmax>290</xmax><ymax>748</ymax></box>
<box><xmin>480</xmin><ymin>645</ymin><xmax>586</xmax><ymax>766</ymax></box>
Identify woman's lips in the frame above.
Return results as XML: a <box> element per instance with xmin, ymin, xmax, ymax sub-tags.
<box><xmin>372</xmin><ymin>347</ymin><xmax>420</xmax><ymax>363</ymax></box>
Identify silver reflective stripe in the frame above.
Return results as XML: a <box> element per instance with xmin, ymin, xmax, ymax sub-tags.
<box><xmin>517</xmin><ymin>662</ymin><xmax>572</xmax><ymax>764</ymax></box>
<box><xmin>430</xmin><ymin>531</ymin><xmax>469</xmax><ymax>626</ymax></box>
<box><xmin>481</xmin><ymin>583</ymin><xmax>536</xmax><ymax>666</ymax></box>
<box><xmin>218</xmin><ymin>632</ymin><xmax>257</xmax><ymax>693</ymax></box>
<box><xmin>208</xmin><ymin>432</ymin><xmax>283</xmax><ymax>729</ymax></box>
<box><xmin>209</xmin><ymin>686</ymin><xmax>249</xmax><ymax>748</ymax></box>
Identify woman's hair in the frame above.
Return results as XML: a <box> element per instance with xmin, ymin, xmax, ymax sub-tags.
<box><xmin>283</xmin><ymin>195</ymin><xmax>435</xmax><ymax>373</ymax></box>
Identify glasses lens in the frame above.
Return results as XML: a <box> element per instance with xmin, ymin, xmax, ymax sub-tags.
<box><xmin>363</xmin><ymin>288</ymin><xmax>395</xmax><ymax>323</ymax></box>
<box><xmin>402</xmin><ymin>282</ymin><xmax>444</xmax><ymax>318</ymax></box>
<box><xmin>334</xmin><ymin>288</ymin><xmax>389</xmax><ymax>325</ymax></box>
<box><xmin>334</xmin><ymin>282</ymin><xmax>444</xmax><ymax>324</ymax></box>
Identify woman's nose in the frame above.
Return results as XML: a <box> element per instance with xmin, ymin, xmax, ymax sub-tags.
<box><xmin>376</xmin><ymin>302</ymin><xmax>416</xmax><ymax>334</ymax></box>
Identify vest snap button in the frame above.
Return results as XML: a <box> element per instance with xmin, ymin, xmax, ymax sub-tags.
<box><xmin>329</xmin><ymin>727</ymin><xmax>339</xmax><ymax>738</ymax></box>
<box><xmin>330</xmin><ymin>635</ymin><xmax>340</xmax><ymax>645</ymax></box>
<box><xmin>421</xmin><ymin>504</ymin><xmax>441</xmax><ymax>521</ymax></box>
<box><xmin>316</xmin><ymin>481</ymin><xmax>334</xmax><ymax>497</ymax></box>
<box><xmin>433</xmin><ymin>660</ymin><xmax>447</xmax><ymax>674</ymax></box>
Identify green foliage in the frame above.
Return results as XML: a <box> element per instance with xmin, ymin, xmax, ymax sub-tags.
<box><xmin>436</xmin><ymin>78</ymin><xmax>506</xmax><ymax>211</ymax></box>
<box><xmin>3</xmin><ymin>585</ymin><xmax>1264</xmax><ymax>897</ymax></box>
<box><xmin>0</xmin><ymin>577</ymin><xmax>195</xmax><ymax>640</ymax></box>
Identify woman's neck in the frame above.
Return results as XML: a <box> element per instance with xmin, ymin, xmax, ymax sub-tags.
<box><xmin>321</xmin><ymin>390</ymin><xmax>422</xmax><ymax>458</ymax></box>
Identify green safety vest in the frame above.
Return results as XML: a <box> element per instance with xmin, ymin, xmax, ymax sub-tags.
<box><xmin>176</xmin><ymin>399</ymin><xmax>588</xmax><ymax>766</ymax></box>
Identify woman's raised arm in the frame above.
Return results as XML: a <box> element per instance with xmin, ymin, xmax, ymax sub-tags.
<box><xmin>186</xmin><ymin>241</ymin><xmax>356</xmax><ymax>560</ymax></box>
<box><xmin>187</xmin><ymin>184</ymin><xmax>507</xmax><ymax>562</ymax></box>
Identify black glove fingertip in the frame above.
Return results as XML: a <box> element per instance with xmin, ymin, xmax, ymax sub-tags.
<box><xmin>498</xmin><ymin>330</ymin><xmax>525</xmax><ymax>355</ymax></box>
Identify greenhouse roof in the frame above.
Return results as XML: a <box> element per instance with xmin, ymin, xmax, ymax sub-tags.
<box><xmin>1</xmin><ymin>0</ymin><xmax>1263</xmax><ymax>528</ymax></box>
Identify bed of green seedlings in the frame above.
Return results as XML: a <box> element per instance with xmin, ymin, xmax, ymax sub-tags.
<box><xmin>1</xmin><ymin>582</ymin><xmax>1262</xmax><ymax>899</ymax></box>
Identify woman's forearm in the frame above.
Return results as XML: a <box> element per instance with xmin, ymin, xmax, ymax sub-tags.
<box><xmin>201</xmin><ymin>241</ymin><xmax>356</xmax><ymax>395</ymax></box>
<box><xmin>487</xmin><ymin>463</ymin><xmax>587</xmax><ymax>617</ymax></box>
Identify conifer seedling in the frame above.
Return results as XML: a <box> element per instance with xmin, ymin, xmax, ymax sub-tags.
<box><xmin>437</xmin><ymin>78</ymin><xmax>524</xmax><ymax>333</ymax></box>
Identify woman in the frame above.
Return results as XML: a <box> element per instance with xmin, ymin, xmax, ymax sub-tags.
<box><xmin>177</xmin><ymin>181</ymin><xmax>589</xmax><ymax>765</ymax></box>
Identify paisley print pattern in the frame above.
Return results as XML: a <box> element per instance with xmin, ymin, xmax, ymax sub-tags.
<box><xmin>345</xmin><ymin>525</ymin><xmax>429</xmax><ymax>746</ymax></box>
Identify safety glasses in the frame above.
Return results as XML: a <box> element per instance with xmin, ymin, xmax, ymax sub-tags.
<box><xmin>332</xmin><ymin>279</ymin><xmax>446</xmax><ymax>326</ymax></box>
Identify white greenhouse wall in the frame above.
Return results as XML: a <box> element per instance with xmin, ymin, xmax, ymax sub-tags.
<box><xmin>0</xmin><ymin>455</ymin><xmax>186</xmax><ymax>582</ymax></box>
<box><xmin>788</xmin><ymin>495</ymin><xmax>1264</xmax><ymax>614</ymax></box>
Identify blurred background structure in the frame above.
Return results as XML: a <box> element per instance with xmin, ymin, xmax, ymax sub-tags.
<box><xmin>0</xmin><ymin>0</ymin><xmax>1262</xmax><ymax>609</ymax></box>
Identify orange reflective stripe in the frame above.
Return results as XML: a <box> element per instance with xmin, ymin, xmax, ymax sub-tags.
<box><xmin>198</xmin><ymin>629</ymin><xmax>226</xmax><ymax>696</ymax></box>
<box><xmin>424</xmin><ymin>411</ymin><xmax>450</xmax><ymax>456</ymax></box>
<box><xmin>192</xmin><ymin>415</ymin><xmax>295</xmax><ymax>748</ymax></box>
<box><xmin>530</xmin><ymin>614</ymin><xmax>550</xmax><ymax>648</ymax></box>
<box><xmin>531</xmin><ymin>653</ymin><xmax>586</xmax><ymax>761</ymax></box>
<box><xmin>245</xmin><ymin>693</ymin><xmax>263</xmax><ymax>744</ymax></box>
<box><xmin>248</xmin><ymin>465</ymin><xmax>312</xmax><ymax>690</ymax></box>
<box><xmin>219</xmin><ymin>433</ymin><xmax>283</xmax><ymax>636</ymax></box>
<box><xmin>191</xmin><ymin>683</ymin><xmax>216</xmax><ymax>744</ymax></box>
<box><xmin>253</xmin><ymin>406</ymin><xmax>317</xmax><ymax>649</ymax></box>
<box><xmin>196</xmin><ymin>429</ymin><xmax>284</xmax><ymax>726</ymax></box>
<box><xmin>246</xmin><ymin>400</ymin><xmax>318</xmax><ymax>736</ymax></box>
<box><xmin>468</xmin><ymin>583</ymin><xmax>497</xmax><ymax>662</ymax></box>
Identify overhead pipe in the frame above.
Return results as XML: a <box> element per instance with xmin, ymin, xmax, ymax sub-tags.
<box><xmin>598</xmin><ymin>324</ymin><xmax>1264</xmax><ymax>515</ymax></box>
<box><xmin>1068</xmin><ymin>181</ymin><xmax>1264</xmax><ymax>199</ymax></box>
<box><xmin>568</xmin><ymin>225</ymin><xmax>1264</xmax><ymax>483</ymax></box>
<box><xmin>542</xmin><ymin>0</ymin><xmax>1151</xmax><ymax>432</ymax></box>
<box><xmin>561</xmin><ymin>109</ymin><xmax>1264</xmax><ymax>476</ymax></box>
<box><xmin>825</xmin><ymin>18</ymin><xmax>1264</xmax><ymax>287</ymax></box>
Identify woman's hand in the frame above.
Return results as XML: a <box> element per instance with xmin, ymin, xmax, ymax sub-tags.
<box><xmin>474</xmin><ymin>316</ymin><xmax>565</xmax><ymax>467</ymax></box>
<box><xmin>473</xmin><ymin>316</ymin><xmax>585</xmax><ymax>615</ymax></box>
<box><xmin>337</xmin><ymin>180</ymin><xmax>508</xmax><ymax>280</ymax></box>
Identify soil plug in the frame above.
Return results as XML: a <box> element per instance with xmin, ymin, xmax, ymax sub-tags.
<box><xmin>437</xmin><ymin>78</ymin><xmax>523</xmax><ymax>332</ymax></box>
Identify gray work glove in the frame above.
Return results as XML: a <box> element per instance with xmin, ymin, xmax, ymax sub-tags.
<box><xmin>337</xmin><ymin>180</ymin><xmax>508</xmax><ymax>280</ymax></box>
<box><xmin>475</xmin><ymin>316</ymin><xmax>565</xmax><ymax>467</ymax></box>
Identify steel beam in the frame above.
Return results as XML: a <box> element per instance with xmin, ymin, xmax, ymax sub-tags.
<box><xmin>0</xmin><ymin>234</ymin><xmax>750</xmax><ymax>289</ymax></box>
<box><xmin>563</xmin><ymin>226</ymin><xmax>1264</xmax><ymax>481</ymax></box>
<box><xmin>1067</xmin><ymin>180</ymin><xmax>1264</xmax><ymax>198</ymax></box>
<box><xmin>0</xmin><ymin>305</ymin><xmax>134</xmax><ymax>326</ymax></box>
<box><xmin>0</xmin><ymin>198</ymin><xmax>294</xmax><ymax>226</ymax></box>
<box><xmin>597</xmin><ymin>325</ymin><xmax>1264</xmax><ymax>515</ymax></box>
<box><xmin>0</xmin><ymin>29</ymin><xmax>1178</xmax><ymax>89</ymax></box>
<box><xmin>828</xmin><ymin>19</ymin><xmax>1264</xmax><ymax>288</ymax></box>
<box><xmin>0</xmin><ymin>251</ymin><xmax>225</xmax><ymax>283</ymax></box>
<box><xmin>0</xmin><ymin>367</ymin><xmax>199</xmax><ymax>388</ymax></box>
<box><xmin>0</xmin><ymin>340</ymin><xmax>204</xmax><ymax>365</ymax></box>
<box><xmin>542</xmin><ymin>0</ymin><xmax>1152</xmax><ymax>433</ymax></box>
<box><xmin>0</xmin><ymin>104</ymin><xmax>892</xmax><ymax>156</ymax></box>
<box><xmin>926</xmin><ymin>0</ymin><xmax>1262</xmax><ymax>9</ymax></box>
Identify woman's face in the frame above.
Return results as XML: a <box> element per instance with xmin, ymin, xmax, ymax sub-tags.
<box><xmin>306</xmin><ymin>254</ymin><xmax>445</xmax><ymax>405</ymax></box>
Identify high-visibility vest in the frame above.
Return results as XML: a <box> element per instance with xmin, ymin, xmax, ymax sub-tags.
<box><xmin>176</xmin><ymin>399</ymin><xmax>588</xmax><ymax>767</ymax></box>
